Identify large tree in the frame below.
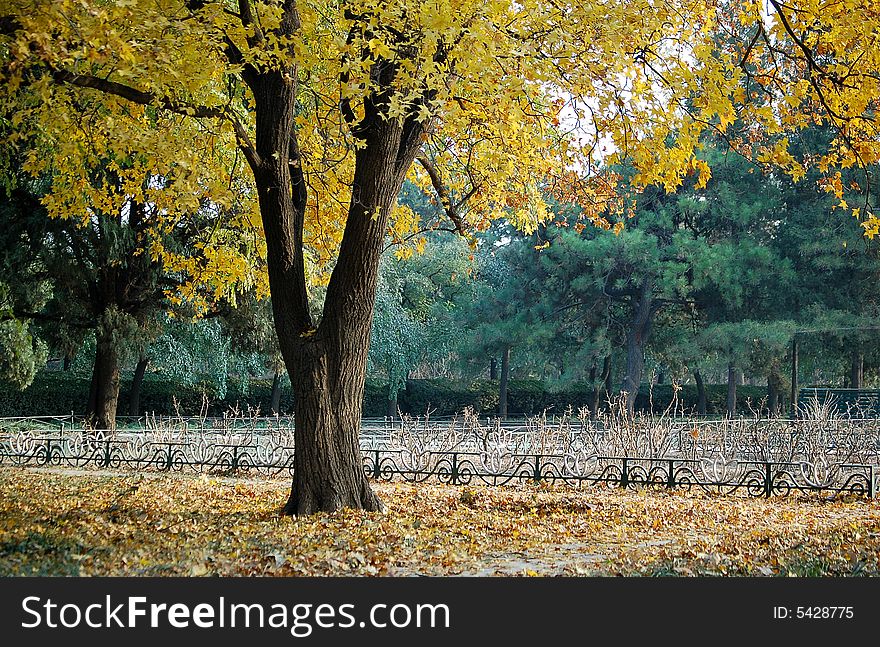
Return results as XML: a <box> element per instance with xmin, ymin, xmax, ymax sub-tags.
<box><xmin>3</xmin><ymin>1</ymin><xmax>879</xmax><ymax>513</ymax></box>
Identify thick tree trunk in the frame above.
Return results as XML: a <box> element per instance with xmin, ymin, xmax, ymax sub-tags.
<box><xmin>128</xmin><ymin>355</ymin><xmax>148</xmax><ymax>417</ymax></box>
<box><xmin>726</xmin><ymin>361</ymin><xmax>737</xmax><ymax>418</ymax></box>
<box><xmin>694</xmin><ymin>369</ymin><xmax>707</xmax><ymax>415</ymax></box>
<box><xmin>250</xmin><ymin>72</ymin><xmax>421</xmax><ymax>514</ymax></box>
<box><xmin>498</xmin><ymin>345</ymin><xmax>511</xmax><ymax>419</ymax></box>
<box><xmin>270</xmin><ymin>370</ymin><xmax>283</xmax><ymax>415</ymax></box>
<box><xmin>86</xmin><ymin>328</ymin><xmax>120</xmax><ymax>430</ymax></box>
<box><xmin>239</xmin><ymin>26</ymin><xmax>428</xmax><ymax>514</ymax></box>
<box><xmin>621</xmin><ymin>278</ymin><xmax>654</xmax><ymax>414</ymax></box>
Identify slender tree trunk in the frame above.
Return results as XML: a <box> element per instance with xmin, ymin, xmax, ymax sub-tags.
<box><xmin>128</xmin><ymin>355</ymin><xmax>148</xmax><ymax>417</ymax></box>
<box><xmin>790</xmin><ymin>336</ymin><xmax>799</xmax><ymax>418</ymax></box>
<box><xmin>270</xmin><ymin>370</ymin><xmax>283</xmax><ymax>415</ymax></box>
<box><xmin>694</xmin><ymin>369</ymin><xmax>707</xmax><ymax>415</ymax></box>
<box><xmin>591</xmin><ymin>356</ymin><xmax>612</xmax><ymax>419</ymax></box>
<box><xmin>851</xmin><ymin>352</ymin><xmax>864</xmax><ymax>389</ymax></box>
<box><xmin>768</xmin><ymin>376</ymin><xmax>779</xmax><ymax>416</ymax></box>
<box><xmin>726</xmin><ymin>361</ymin><xmax>737</xmax><ymax>418</ymax></box>
<box><xmin>489</xmin><ymin>357</ymin><xmax>498</xmax><ymax>380</ymax></box>
<box><xmin>589</xmin><ymin>363</ymin><xmax>599</xmax><ymax>419</ymax></box>
<box><xmin>63</xmin><ymin>355</ymin><xmax>72</xmax><ymax>371</ymax></box>
<box><xmin>387</xmin><ymin>394</ymin><xmax>398</xmax><ymax>419</ymax></box>
<box><xmin>499</xmin><ymin>345</ymin><xmax>511</xmax><ymax>419</ymax></box>
<box><xmin>602</xmin><ymin>355</ymin><xmax>612</xmax><ymax>400</ymax></box>
<box><xmin>621</xmin><ymin>278</ymin><xmax>654</xmax><ymax>414</ymax></box>
<box><xmin>86</xmin><ymin>327</ymin><xmax>120</xmax><ymax>430</ymax></box>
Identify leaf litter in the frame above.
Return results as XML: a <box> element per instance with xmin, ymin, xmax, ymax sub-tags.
<box><xmin>1</xmin><ymin>467</ymin><xmax>878</xmax><ymax>577</ymax></box>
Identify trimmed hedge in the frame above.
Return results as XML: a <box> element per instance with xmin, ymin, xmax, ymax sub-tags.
<box><xmin>0</xmin><ymin>372</ymin><xmax>779</xmax><ymax>418</ymax></box>
<box><xmin>0</xmin><ymin>372</ymin><xmax>293</xmax><ymax>418</ymax></box>
<box><xmin>384</xmin><ymin>379</ymin><xmax>774</xmax><ymax>417</ymax></box>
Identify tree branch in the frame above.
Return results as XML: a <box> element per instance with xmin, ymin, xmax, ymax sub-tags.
<box><xmin>415</xmin><ymin>154</ymin><xmax>466</xmax><ymax>235</ymax></box>
<box><xmin>49</xmin><ymin>67</ymin><xmax>262</xmax><ymax>171</ymax></box>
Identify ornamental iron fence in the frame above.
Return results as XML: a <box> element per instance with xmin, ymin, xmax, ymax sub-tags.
<box><xmin>1</xmin><ymin>407</ymin><xmax>878</xmax><ymax>499</ymax></box>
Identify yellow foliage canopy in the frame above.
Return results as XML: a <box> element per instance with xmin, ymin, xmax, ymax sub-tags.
<box><xmin>1</xmin><ymin>0</ymin><xmax>878</xmax><ymax>300</ymax></box>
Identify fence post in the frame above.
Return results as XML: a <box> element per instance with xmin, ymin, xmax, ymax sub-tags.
<box><xmin>620</xmin><ymin>458</ymin><xmax>629</xmax><ymax>489</ymax></box>
<box><xmin>451</xmin><ymin>452</ymin><xmax>459</xmax><ymax>485</ymax></box>
<box><xmin>764</xmin><ymin>462</ymin><xmax>773</xmax><ymax>498</ymax></box>
<box><xmin>667</xmin><ymin>459</ymin><xmax>675</xmax><ymax>490</ymax></box>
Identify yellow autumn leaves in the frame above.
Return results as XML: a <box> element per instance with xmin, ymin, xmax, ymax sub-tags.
<box><xmin>1</xmin><ymin>469</ymin><xmax>878</xmax><ymax>576</ymax></box>
<box><xmin>2</xmin><ymin>0</ymin><xmax>879</xmax><ymax>306</ymax></box>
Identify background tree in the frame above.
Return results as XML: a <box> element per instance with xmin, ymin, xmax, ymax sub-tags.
<box><xmin>0</xmin><ymin>151</ymin><xmax>265</xmax><ymax>429</ymax></box>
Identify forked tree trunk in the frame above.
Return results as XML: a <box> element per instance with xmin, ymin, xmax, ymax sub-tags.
<box><xmin>229</xmin><ymin>12</ymin><xmax>432</xmax><ymax>514</ymax></box>
<box><xmin>694</xmin><ymin>369</ymin><xmax>707</xmax><ymax>415</ymax></box>
<box><xmin>254</xmin><ymin>84</ymin><xmax>420</xmax><ymax>514</ymax></box>
<box><xmin>86</xmin><ymin>327</ymin><xmax>120</xmax><ymax>431</ymax></box>
<box><xmin>128</xmin><ymin>355</ymin><xmax>148</xmax><ymax>417</ymax></box>
<box><xmin>498</xmin><ymin>345</ymin><xmax>511</xmax><ymax>419</ymax></box>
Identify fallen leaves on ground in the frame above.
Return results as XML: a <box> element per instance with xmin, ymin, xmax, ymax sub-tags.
<box><xmin>1</xmin><ymin>467</ymin><xmax>878</xmax><ymax>577</ymax></box>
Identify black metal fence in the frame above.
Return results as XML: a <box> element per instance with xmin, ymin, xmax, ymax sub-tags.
<box><xmin>1</xmin><ymin>424</ymin><xmax>876</xmax><ymax>499</ymax></box>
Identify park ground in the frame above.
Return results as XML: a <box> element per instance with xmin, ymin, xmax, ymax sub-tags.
<box><xmin>1</xmin><ymin>467</ymin><xmax>878</xmax><ymax>577</ymax></box>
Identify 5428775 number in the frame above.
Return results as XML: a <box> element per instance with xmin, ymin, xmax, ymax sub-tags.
<box><xmin>796</xmin><ymin>607</ymin><xmax>853</xmax><ymax>619</ymax></box>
